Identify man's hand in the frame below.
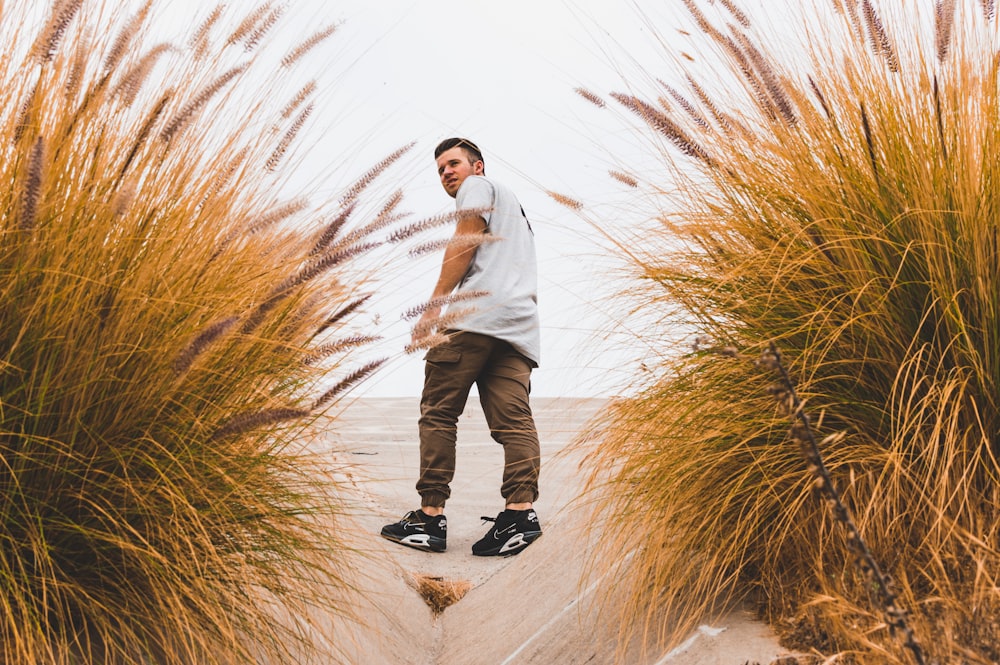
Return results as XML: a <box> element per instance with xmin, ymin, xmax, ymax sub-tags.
<box><xmin>411</xmin><ymin>305</ymin><xmax>442</xmax><ymax>346</ymax></box>
<box><xmin>410</xmin><ymin>212</ymin><xmax>486</xmax><ymax>349</ymax></box>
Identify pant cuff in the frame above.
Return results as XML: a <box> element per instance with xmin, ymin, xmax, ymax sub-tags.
<box><xmin>419</xmin><ymin>492</ymin><xmax>448</xmax><ymax>509</ymax></box>
<box><xmin>504</xmin><ymin>489</ymin><xmax>538</xmax><ymax>505</ymax></box>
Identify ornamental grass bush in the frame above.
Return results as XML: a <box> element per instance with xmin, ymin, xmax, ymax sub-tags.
<box><xmin>579</xmin><ymin>1</ymin><xmax>1000</xmax><ymax>662</ymax></box>
<box><xmin>0</xmin><ymin>1</ymin><xmax>427</xmax><ymax>663</ymax></box>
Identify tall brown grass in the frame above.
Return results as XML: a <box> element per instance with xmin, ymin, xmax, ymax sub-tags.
<box><xmin>0</xmin><ymin>2</ymin><xmax>419</xmax><ymax>663</ymax></box>
<box><xmin>581</xmin><ymin>1</ymin><xmax>1000</xmax><ymax>662</ymax></box>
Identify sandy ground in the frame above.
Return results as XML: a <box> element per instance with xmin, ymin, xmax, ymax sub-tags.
<box><xmin>310</xmin><ymin>396</ymin><xmax>796</xmax><ymax>665</ymax></box>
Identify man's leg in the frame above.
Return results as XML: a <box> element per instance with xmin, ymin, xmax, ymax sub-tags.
<box><xmin>471</xmin><ymin>342</ymin><xmax>542</xmax><ymax>556</ymax></box>
<box><xmin>416</xmin><ymin>332</ymin><xmax>492</xmax><ymax>509</ymax></box>
<box><xmin>477</xmin><ymin>342</ymin><xmax>540</xmax><ymax>507</ymax></box>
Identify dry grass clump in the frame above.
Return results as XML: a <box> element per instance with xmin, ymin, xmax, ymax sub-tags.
<box><xmin>0</xmin><ymin>2</ymin><xmax>418</xmax><ymax>664</ymax></box>
<box><xmin>409</xmin><ymin>573</ymin><xmax>472</xmax><ymax>616</ymax></box>
<box><xmin>582</xmin><ymin>1</ymin><xmax>1000</xmax><ymax>662</ymax></box>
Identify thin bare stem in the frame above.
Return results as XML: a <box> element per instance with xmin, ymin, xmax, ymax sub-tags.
<box><xmin>759</xmin><ymin>343</ymin><xmax>927</xmax><ymax>665</ymax></box>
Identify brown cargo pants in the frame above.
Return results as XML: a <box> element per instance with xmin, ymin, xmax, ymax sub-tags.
<box><xmin>417</xmin><ymin>330</ymin><xmax>540</xmax><ymax>508</ymax></box>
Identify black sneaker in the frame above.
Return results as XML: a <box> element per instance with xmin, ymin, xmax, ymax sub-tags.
<box><xmin>472</xmin><ymin>509</ymin><xmax>542</xmax><ymax>557</ymax></box>
<box><xmin>380</xmin><ymin>510</ymin><xmax>447</xmax><ymax>552</ymax></box>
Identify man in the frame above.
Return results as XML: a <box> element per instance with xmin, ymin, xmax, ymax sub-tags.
<box><xmin>380</xmin><ymin>138</ymin><xmax>542</xmax><ymax>557</ymax></box>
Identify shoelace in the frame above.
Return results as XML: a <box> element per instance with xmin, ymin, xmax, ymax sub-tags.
<box><xmin>479</xmin><ymin>516</ymin><xmax>497</xmax><ymax>523</ymax></box>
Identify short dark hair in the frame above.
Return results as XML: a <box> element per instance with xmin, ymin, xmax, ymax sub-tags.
<box><xmin>434</xmin><ymin>137</ymin><xmax>484</xmax><ymax>170</ymax></box>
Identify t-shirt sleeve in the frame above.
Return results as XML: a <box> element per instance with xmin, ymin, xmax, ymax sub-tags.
<box><xmin>455</xmin><ymin>177</ymin><xmax>494</xmax><ymax>224</ymax></box>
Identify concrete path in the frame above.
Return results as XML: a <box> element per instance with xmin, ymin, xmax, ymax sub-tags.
<box><xmin>311</xmin><ymin>397</ymin><xmax>794</xmax><ymax>665</ymax></box>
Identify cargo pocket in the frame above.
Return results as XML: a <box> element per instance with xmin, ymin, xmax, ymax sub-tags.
<box><xmin>425</xmin><ymin>346</ymin><xmax>461</xmax><ymax>365</ymax></box>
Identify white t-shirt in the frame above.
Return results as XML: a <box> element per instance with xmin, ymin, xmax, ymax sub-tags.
<box><xmin>449</xmin><ymin>175</ymin><xmax>541</xmax><ymax>365</ymax></box>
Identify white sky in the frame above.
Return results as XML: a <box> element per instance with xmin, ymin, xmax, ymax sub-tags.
<box><xmin>256</xmin><ymin>0</ymin><xmax>680</xmax><ymax>398</ymax></box>
<box><xmin>143</xmin><ymin>0</ymin><xmax>799</xmax><ymax>398</ymax></box>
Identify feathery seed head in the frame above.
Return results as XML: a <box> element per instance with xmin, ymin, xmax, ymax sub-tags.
<box><xmin>611</xmin><ymin>92</ymin><xmax>715</xmax><ymax>165</ymax></box>
<box><xmin>34</xmin><ymin>0</ymin><xmax>83</xmax><ymax>62</ymax></box>
<box><xmin>282</xmin><ymin>24</ymin><xmax>338</xmax><ymax>68</ymax></box>
<box><xmin>574</xmin><ymin>87</ymin><xmax>606</xmax><ymax>108</ymax></box>
<box><xmin>281</xmin><ymin>80</ymin><xmax>317</xmax><ymax>119</ymax></box>
<box><xmin>104</xmin><ymin>1</ymin><xmax>153</xmax><ymax>73</ymax></box>
<box><xmin>407</xmin><ymin>233</ymin><xmax>500</xmax><ymax>259</ymax></box>
<box><xmin>190</xmin><ymin>4</ymin><xmax>226</xmax><ymax>58</ymax></box>
<box><xmin>401</xmin><ymin>291</ymin><xmax>490</xmax><ymax>321</ymax></box>
<box><xmin>173</xmin><ymin>316</ymin><xmax>239</xmax><ymax>375</ymax></box>
<box><xmin>266</xmin><ymin>102</ymin><xmax>313</xmax><ymax>171</ymax></box>
<box><xmin>242</xmin><ymin>4</ymin><xmax>285</xmax><ymax>52</ymax></box>
<box><xmin>211</xmin><ymin>407</ymin><xmax>308</xmax><ymax>440</ymax></box>
<box><xmin>339</xmin><ymin>143</ymin><xmax>416</xmax><ymax>206</ymax></box>
<box><xmin>546</xmin><ymin>191</ymin><xmax>584</xmax><ymax>210</ymax></box>
<box><xmin>309</xmin><ymin>203</ymin><xmax>356</xmax><ymax>256</ymax></box>
<box><xmin>20</xmin><ymin>137</ymin><xmax>45</xmax><ymax>232</ymax></box>
<box><xmin>312</xmin><ymin>359</ymin><xmax>386</xmax><ymax>409</ymax></box>
<box><xmin>314</xmin><ymin>293</ymin><xmax>372</xmax><ymax>337</ymax></box>
<box><xmin>388</xmin><ymin>208</ymin><xmax>487</xmax><ymax>244</ymax></box>
<box><xmin>609</xmin><ymin>170</ymin><xmax>639</xmax><ymax>187</ymax></box>
<box><xmin>226</xmin><ymin>2</ymin><xmax>273</xmax><ymax>47</ymax></box>
<box><xmin>159</xmin><ymin>64</ymin><xmax>248</xmax><ymax>142</ymax></box>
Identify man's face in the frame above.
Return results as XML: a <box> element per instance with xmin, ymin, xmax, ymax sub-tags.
<box><xmin>436</xmin><ymin>147</ymin><xmax>483</xmax><ymax>198</ymax></box>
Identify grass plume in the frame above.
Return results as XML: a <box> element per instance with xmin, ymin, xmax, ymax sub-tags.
<box><xmin>581</xmin><ymin>1</ymin><xmax>1000</xmax><ymax>661</ymax></box>
<box><xmin>19</xmin><ymin>136</ymin><xmax>45</xmax><ymax>231</ymax></box>
<box><xmin>159</xmin><ymin>64</ymin><xmax>248</xmax><ymax>142</ymax></box>
<box><xmin>339</xmin><ymin>142</ymin><xmax>417</xmax><ymax>206</ymax></box>
<box><xmin>400</xmin><ymin>290</ymin><xmax>490</xmax><ymax>321</ymax></box>
<box><xmin>608</xmin><ymin>170</ymin><xmax>638</xmax><ymax>188</ymax></box>
<box><xmin>0</xmin><ymin>2</ymin><xmax>419</xmax><ymax>663</ymax></box>
<box><xmin>280</xmin><ymin>79</ymin><xmax>316</xmax><ymax>118</ymax></box>
<box><xmin>312</xmin><ymin>359</ymin><xmax>387</xmax><ymax>410</ymax></box>
<box><xmin>190</xmin><ymin>3</ymin><xmax>225</xmax><ymax>58</ymax></box>
<box><xmin>546</xmin><ymin>191</ymin><xmax>584</xmax><ymax>210</ymax></box>
<box><xmin>266</xmin><ymin>102</ymin><xmax>313</xmax><ymax>171</ymax></box>
<box><xmin>282</xmin><ymin>24</ymin><xmax>339</xmax><ymax>68</ymax></box>
<box><xmin>387</xmin><ymin>207</ymin><xmax>489</xmax><ymax>244</ymax></box>
<box><xmin>574</xmin><ymin>86</ymin><xmax>606</xmax><ymax>107</ymax></box>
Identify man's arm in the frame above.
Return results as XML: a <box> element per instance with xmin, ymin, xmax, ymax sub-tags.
<box><xmin>412</xmin><ymin>212</ymin><xmax>487</xmax><ymax>344</ymax></box>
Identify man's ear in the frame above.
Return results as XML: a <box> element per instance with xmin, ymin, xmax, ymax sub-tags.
<box><xmin>473</xmin><ymin>160</ymin><xmax>485</xmax><ymax>175</ymax></box>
